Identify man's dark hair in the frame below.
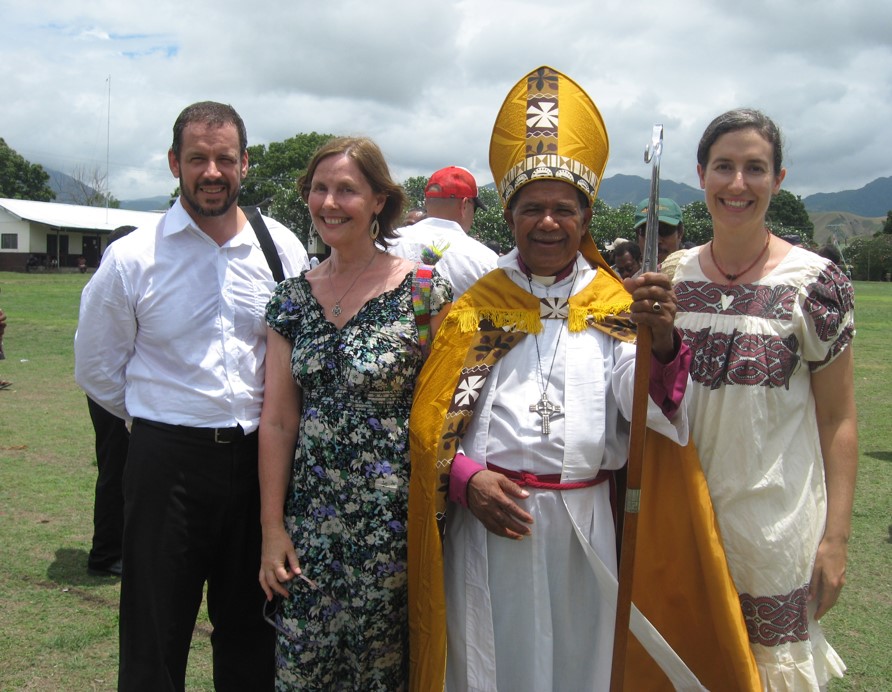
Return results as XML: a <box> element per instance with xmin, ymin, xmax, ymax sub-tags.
<box><xmin>108</xmin><ymin>225</ymin><xmax>137</xmax><ymax>246</ymax></box>
<box><xmin>614</xmin><ymin>241</ymin><xmax>641</xmax><ymax>261</ymax></box>
<box><xmin>484</xmin><ymin>239</ymin><xmax>502</xmax><ymax>255</ymax></box>
<box><xmin>171</xmin><ymin>102</ymin><xmax>247</xmax><ymax>158</ymax></box>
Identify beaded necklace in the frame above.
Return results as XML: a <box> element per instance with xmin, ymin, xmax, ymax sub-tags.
<box><xmin>709</xmin><ymin>230</ymin><xmax>771</xmax><ymax>285</ymax></box>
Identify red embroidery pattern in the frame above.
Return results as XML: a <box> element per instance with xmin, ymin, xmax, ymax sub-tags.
<box><xmin>810</xmin><ymin>322</ymin><xmax>855</xmax><ymax>371</ymax></box>
<box><xmin>804</xmin><ymin>262</ymin><xmax>855</xmax><ymax>341</ymax></box>
<box><xmin>676</xmin><ymin>269</ymin><xmax>854</xmax><ymax>385</ymax></box>
<box><xmin>682</xmin><ymin>327</ymin><xmax>801</xmax><ymax>390</ymax></box>
<box><xmin>675</xmin><ymin>281</ymin><xmax>797</xmax><ymax>319</ymax></box>
<box><xmin>739</xmin><ymin>586</ymin><xmax>810</xmax><ymax>647</ymax></box>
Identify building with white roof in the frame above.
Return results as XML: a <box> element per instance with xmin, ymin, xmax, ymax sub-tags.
<box><xmin>0</xmin><ymin>198</ymin><xmax>164</xmax><ymax>271</ymax></box>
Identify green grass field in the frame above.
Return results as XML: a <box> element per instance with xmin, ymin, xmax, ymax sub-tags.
<box><xmin>0</xmin><ymin>272</ymin><xmax>889</xmax><ymax>690</ymax></box>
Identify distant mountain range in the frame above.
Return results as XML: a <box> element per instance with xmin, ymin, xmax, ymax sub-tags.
<box><xmin>596</xmin><ymin>174</ymin><xmax>888</xmax><ymax>243</ymax></box>
<box><xmin>597</xmin><ymin>173</ymin><xmax>892</xmax><ymax>218</ymax></box>
<box><xmin>809</xmin><ymin>210</ymin><xmax>884</xmax><ymax>245</ymax></box>
<box><xmin>118</xmin><ymin>195</ymin><xmax>171</xmax><ymax>211</ymax></box>
<box><xmin>47</xmin><ymin>168</ymin><xmax>170</xmax><ymax>211</ymax></box>
<box><xmin>47</xmin><ymin>169</ymin><xmax>89</xmax><ymax>204</ymax></box>
<box><xmin>47</xmin><ymin>166</ymin><xmax>890</xmax><ymax>220</ymax></box>
<box><xmin>597</xmin><ymin>174</ymin><xmax>703</xmax><ymax>207</ymax></box>
<box><xmin>801</xmin><ymin>176</ymin><xmax>891</xmax><ymax>217</ymax></box>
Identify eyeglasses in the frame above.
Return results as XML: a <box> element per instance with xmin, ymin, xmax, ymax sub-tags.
<box><xmin>262</xmin><ymin>572</ymin><xmax>352</xmax><ymax>646</ymax></box>
<box><xmin>262</xmin><ymin>571</ymin><xmax>365</xmax><ymax>684</ymax></box>
<box><xmin>636</xmin><ymin>224</ymin><xmax>679</xmax><ymax>238</ymax></box>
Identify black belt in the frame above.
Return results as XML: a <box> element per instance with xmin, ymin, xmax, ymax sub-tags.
<box><xmin>134</xmin><ymin>418</ymin><xmax>247</xmax><ymax>444</ymax></box>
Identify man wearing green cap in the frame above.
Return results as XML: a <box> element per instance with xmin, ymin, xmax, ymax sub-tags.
<box><xmin>634</xmin><ymin>197</ymin><xmax>685</xmax><ymax>266</ymax></box>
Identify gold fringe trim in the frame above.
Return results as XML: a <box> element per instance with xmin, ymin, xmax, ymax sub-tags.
<box><xmin>569</xmin><ymin>302</ymin><xmax>633</xmax><ymax>331</ymax></box>
<box><xmin>454</xmin><ymin>308</ymin><xmax>541</xmax><ymax>333</ymax></box>
<box><xmin>452</xmin><ymin>301</ymin><xmax>633</xmax><ymax>335</ymax></box>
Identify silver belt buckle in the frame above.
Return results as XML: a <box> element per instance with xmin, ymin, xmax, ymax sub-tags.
<box><xmin>214</xmin><ymin>428</ymin><xmax>232</xmax><ymax>444</ymax></box>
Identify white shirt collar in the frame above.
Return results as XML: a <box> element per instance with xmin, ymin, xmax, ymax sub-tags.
<box><xmin>162</xmin><ymin>197</ymin><xmax>254</xmax><ymax>249</ymax></box>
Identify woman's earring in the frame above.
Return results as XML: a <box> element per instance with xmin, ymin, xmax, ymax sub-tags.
<box><xmin>369</xmin><ymin>215</ymin><xmax>380</xmax><ymax>240</ymax></box>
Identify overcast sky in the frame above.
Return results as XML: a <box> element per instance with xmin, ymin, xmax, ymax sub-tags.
<box><xmin>2</xmin><ymin>0</ymin><xmax>890</xmax><ymax>203</ymax></box>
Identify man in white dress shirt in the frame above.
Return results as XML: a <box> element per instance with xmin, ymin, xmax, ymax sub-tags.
<box><xmin>74</xmin><ymin>101</ymin><xmax>309</xmax><ymax>691</ymax></box>
<box><xmin>390</xmin><ymin>166</ymin><xmax>498</xmax><ymax>298</ymax></box>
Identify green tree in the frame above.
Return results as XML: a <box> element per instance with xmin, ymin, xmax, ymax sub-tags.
<box><xmin>845</xmin><ymin>235</ymin><xmax>892</xmax><ymax>280</ymax></box>
<box><xmin>589</xmin><ymin>200</ymin><xmax>635</xmax><ymax>250</ymax></box>
<box><xmin>241</xmin><ymin>132</ymin><xmax>335</xmax><ymax>207</ymax></box>
<box><xmin>881</xmin><ymin>210</ymin><xmax>892</xmax><ymax>235</ymax></box>
<box><xmin>0</xmin><ymin>137</ymin><xmax>56</xmax><ymax>201</ymax></box>
<box><xmin>468</xmin><ymin>187</ymin><xmax>512</xmax><ymax>252</ymax></box>
<box><xmin>269</xmin><ymin>187</ymin><xmax>313</xmax><ymax>248</ymax></box>
<box><xmin>231</xmin><ymin>132</ymin><xmax>337</xmax><ymax>247</ymax></box>
<box><xmin>402</xmin><ymin>176</ymin><xmax>428</xmax><ymax>210</ymax></box>
<box><xmin>239</xmin><ymin>132</ymin><xmax>335</xmax><ymax>243</ymax></box>
<box><xmin>681</xmin><ymin>201</ymin><xmax>713</xmax><ymax>246</ymax></box>
<box><xmin>767</xmin><ymin>189</ymin><xmax>814</xmax><ymax>241</ymax></box>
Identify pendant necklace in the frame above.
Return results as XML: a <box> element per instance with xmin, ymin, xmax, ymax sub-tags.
<box><xmin>709</xmin><ymin>230</ymin><xmax>771</xmax><ymax>285</ymax></box>
<box><xmin>527</xmin><ymin>265</ymin><xmax>577</xmax><ymax>435</ymax></box>
<box><xmin>328</xmin><ymin>251</ymin><xmax>378</xmax><ymax>317</ymax></box>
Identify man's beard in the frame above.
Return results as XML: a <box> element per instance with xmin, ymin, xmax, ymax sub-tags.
<box><xmin>181</xmin><ymin>180</ymin><xmax>241</xmax><ymax>218</ymax></box>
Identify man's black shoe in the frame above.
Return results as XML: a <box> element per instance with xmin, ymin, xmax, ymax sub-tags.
<box><xmin>88</xmin><ymin>558</ymin><xmax>123</xmax><ymax>577</ymax></box>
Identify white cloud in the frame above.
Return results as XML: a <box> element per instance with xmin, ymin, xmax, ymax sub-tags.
<box><xmin>1</xmin><ymin>0</ymin><xmax>890</xmax><ymax>201</ymax></box>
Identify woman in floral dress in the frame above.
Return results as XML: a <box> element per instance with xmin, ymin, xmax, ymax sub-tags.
<box><xmin>258</xmin><ymin>137</ymin><xmax>451</xmax><ymax>690</ymax></box>
<box><xmin>671</xmin><ymin>109</ymin><xmax>857</xmax><ymax>689</ymax></box>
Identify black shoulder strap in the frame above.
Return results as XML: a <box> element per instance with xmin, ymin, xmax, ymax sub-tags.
<box><xmin>244</xmin><ymin>206</ymin><xmax>285</xmax><ymax>283</ymax></box>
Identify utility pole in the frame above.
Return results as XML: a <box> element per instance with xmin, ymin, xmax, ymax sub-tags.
<box><xmin>105</xmin><ymin>75</ymin><xmax>111</xmax><ymax>222</ymax></box>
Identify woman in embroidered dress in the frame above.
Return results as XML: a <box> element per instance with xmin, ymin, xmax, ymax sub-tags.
<box><xmin>670</xmin><ymin>108</ymin><xmax>857</xmax><ymax>689</ymax></box>
<box><xmin>257</xmin><ymin>136</ymin><xmax>451</xmax><ymax>690</ymax></box>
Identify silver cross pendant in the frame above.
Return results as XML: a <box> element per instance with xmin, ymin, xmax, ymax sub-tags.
<box><xmin>530</xmin><ymin>392</ymin><xmax>561</xmax><ymax>435</ymax></box>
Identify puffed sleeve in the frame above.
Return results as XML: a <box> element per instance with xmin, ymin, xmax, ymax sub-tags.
<box><xmin>264</xmin><ymin>276</ymin><xmax>305</xmax><ymax>341</ymax></box>
<box><xmin>429</xmin><ymin>268</ymin><xmax>454</xmax><ymax>315</ymax></box>
<box><xmin>801</xmin><ymin>259</ymin><xmax>855</xmax><ymax>372</ymax></box>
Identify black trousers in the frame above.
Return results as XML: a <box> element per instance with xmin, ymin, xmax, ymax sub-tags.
<box><xmin>87</xmin><ymin>397</ymin><xmax>129</xmax><ymax>570</ymax></box>
<box><xmin>118</xmin><ymin>420</ymin><xmax>274</xmax><ymax>692</ymax></box>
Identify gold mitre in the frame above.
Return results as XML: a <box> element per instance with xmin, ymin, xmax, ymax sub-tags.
<box><xmin>489</xmin><ymin>66</ymin><xmax>609</xmax><ymax>208</ymax></box>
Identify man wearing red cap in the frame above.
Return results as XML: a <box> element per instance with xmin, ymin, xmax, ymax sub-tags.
<box><xmin>390</xmin><ymin>166</ymin><xmax>498</xmax><ymax>297</ymax></box>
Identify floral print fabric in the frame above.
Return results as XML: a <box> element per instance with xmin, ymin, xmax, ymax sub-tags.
<box><xmin>265</xmin><ymin>268</ymin><xmax>450</xmax><ymax>690</ymax></box>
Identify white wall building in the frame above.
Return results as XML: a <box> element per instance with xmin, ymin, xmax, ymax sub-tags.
<box><xmin>0</xmin><ymin>198</ymin><xmax>164</xmax><ymax>271</ymax></box>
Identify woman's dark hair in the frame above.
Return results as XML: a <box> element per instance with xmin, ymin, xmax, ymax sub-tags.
<box><xmin>815</xmin><ymin>243</ymin><xmax>842</xmax><ymax>265</ymax></box>
<box><xmin>298</xmin><ymin>137</ymin><xmax>407</xmax><ymax>250</ymax></box>
<box><xmin>697</xmin><ymin>108</ymin><xmax>784</xmax><ymax>176</ymax></box>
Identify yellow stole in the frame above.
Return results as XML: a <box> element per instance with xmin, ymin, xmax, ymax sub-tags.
<box><xmin>407</xmin><ymin>259</ymin><xmax>759</xmax><ymax>691</ymax></box>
